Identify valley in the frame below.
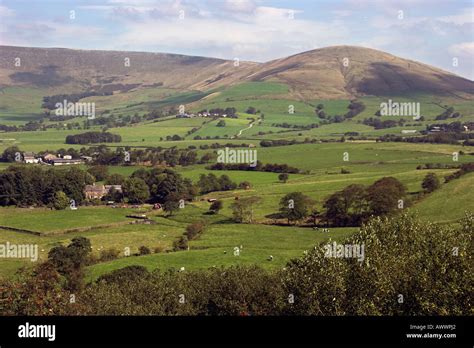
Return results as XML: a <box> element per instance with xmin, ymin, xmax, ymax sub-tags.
<box><xmin>0</xmin><ymin>44</ymin><xmax>472</xmax><ymax>286</ymax></box>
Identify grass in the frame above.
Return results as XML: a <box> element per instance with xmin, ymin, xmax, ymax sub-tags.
<box><xmin>0</xmin><ymin>87</ymin><xmax>47</xmax><ymax>125</ymax></box>
<box><xmin>0</xmin><ymin>206</ymin><xmax>143</xmax><ymax>234</ymax></box>
<box><xmin>1</xmin><ymin>78</ymin><xmax>473</xmax><ymax>282</ymax></box>
<box><xmin>415</xmin><ymin>172</ymin><xmax>474</xmax><ymax>224</ymax></box>
<box><xmin>190</xmin><ymin>118</ymin><xmax>250</xmax><ymax>138</ymax></box>
<box><xmin>86</xmin><ymin>220</ymin><xmax>356</xmax><ymax>281</ymax></box>
<box><xmin>0</xmin><ymin>220</ymin><xmax>184</xmax><ymax>279</ymax></box>
<box><xmin>0</xmin><ymin>140</ymin><xmax>472</xmax><ymax>280</ymax></box>
<box><xmin>207</xmin><ymin>81</ymin><xmax>290</xmax><ymax>101</ymax></box>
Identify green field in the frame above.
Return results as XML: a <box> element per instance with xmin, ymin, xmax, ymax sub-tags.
<box><xmin>86</xmin><ymin>221</ymin><xmax>355</xmax><ymax>281</ymax></box>
<box><xmin>1</xmin><ymin>80</ymin><xmax>473</xmax><ymax>282</ymax></box>
<box><xmin>0</xmin><ymin>206</ymin><xmax>146</xmax><ymax>234</ymax></box>
<box><xmin>1</xmin><ymin>140</ymin><xmax>472</xmax><ymax>280</ymax></box>
<box><xmin>415</xmin><ymin>172</ymin><xmax>474</xmax><ymax>224</ymax></box>
<box><xmin>0</xmin><ymin>87</ymin><xmax>48</xmax><ymax>125</ymax></box>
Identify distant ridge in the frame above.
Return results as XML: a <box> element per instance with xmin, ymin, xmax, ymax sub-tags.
<box><xmin>0</xmin><ymin>45</ymin><xmax>472</xmax><ymax>100</ymax></box>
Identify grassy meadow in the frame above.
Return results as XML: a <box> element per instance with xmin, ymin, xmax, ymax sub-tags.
<box><xmin>0</xmin><ymin>81</ymin><xmax>473</xmax><ymax>282</ymax></box>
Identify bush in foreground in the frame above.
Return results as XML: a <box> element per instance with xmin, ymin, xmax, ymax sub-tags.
<box><xmin>1</xmin><ymin>213</ymin><xmax>471</xmax><ymax>316</ymax></box>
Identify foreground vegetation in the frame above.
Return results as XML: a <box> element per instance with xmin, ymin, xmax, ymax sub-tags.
<box><xmin>0</xmin><ymin>213</ymin><xmax>471</xmax><ymax>315</ymax></box>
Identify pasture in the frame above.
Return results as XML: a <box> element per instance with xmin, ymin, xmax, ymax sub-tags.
<box><xmin>0</xmin><ymin>80</ymin><xmax>473</xmax><ymax>282</ymax></box>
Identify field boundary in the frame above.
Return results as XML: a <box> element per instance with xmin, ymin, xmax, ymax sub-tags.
<box><xmin>0</xmin><ymin>219</ymin><xmax>148</xmax><ymax>237</ymax></box>
<box><xmin>0</xmin><ymin>225</ymin><xmax>42</xmax><ymax>236</ymax></box>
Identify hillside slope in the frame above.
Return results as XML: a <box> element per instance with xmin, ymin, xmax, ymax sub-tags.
<box><xmin>415</xmin><ymin>172</ymin><xmax>474</xmax><ymax>224</ymax></box>
<box><xmin>245</xmin><ymin>46</ymin><xmax>474</xmax><ymax>99</ymax></box>
<box><xmin>0</xmin><ymin>45</ymin><xmax>259</xmax><ymax>93</ymax></box>
<box><xmin>0</xmin><ymin>45</ymin><xmax>473</xmax><ymax>100</ymax></box>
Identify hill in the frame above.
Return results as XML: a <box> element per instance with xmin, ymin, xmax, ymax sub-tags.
<box><xmin>0</xmin><ymin>45</ymin><xmax>472</xmax><ymax>101</ymax></box>
<box><xmin>247</xmin><ymin>46</ymin><xmax>474</xmax><ymax>99</ymax></box>
<box><xmin>0</xmin><ymin>45</ymin><xmax>258</xmax><ymax>93</ymax></box>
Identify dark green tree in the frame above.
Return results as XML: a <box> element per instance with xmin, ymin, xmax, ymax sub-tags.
<box><xmin>278</xmin><ymin>173</ymin><xmax>289</xmax><ymax>183</ymax></box>
<box><xmin>422</xmin><ymin>173</ymin><xmax>440</xmax><ymax>193</ymax></box>
<box><xmin>87</xmin><ymin>165</ymin><xmax>109</xmax><ymax>181</ymax></box>
<box><xmin>123</xmin><ymin>177</ymin><xmax>150</xmax><ymax>204</ymax></box>
<box><xmin>279</xmin><ymin>192</ymin><xmax>314</xmax><ymax>225</ymax></box>
<box><xmin>53</xmin><ymin>191</ymin><xmax>69</xmax><ymax>210</ymax></box>
<box><xmin>209</xmin><ymin>200</ymin><xmax>223</xmax><ymax>214</ymax></box>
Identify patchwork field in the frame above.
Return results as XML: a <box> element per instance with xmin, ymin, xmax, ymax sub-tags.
<box><xmin>1</xmin><ymin>63</ymin><xmax>473</xmax><ymax>286</ymax></box>
<box><xmin>0</xmin><ymin>206</ymin><xmax>147</xmax><ymax>234</ymax></box>
<box><xmin>0</xmin><ymin>139</ymin><xmax>472</xmax><ymax>280</ymax></box>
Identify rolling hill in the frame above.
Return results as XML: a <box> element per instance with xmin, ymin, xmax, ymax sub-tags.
<box><xmin>250</xmin><ymin>46</ymin><xmax>474</xmax><ymax>99</ymax></box>
<box><xmin>0</xmin><ymin>45</ymin><xmax>258</xmax><ymax>93</ymax></box>
<box><xmin>0</xmin><ymin>45</ymin><xmax>473</xmax><ymax>101</ymax></box>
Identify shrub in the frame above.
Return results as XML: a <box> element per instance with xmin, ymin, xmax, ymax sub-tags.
<box><xmin>99</xmin><ymin>248</ymin><xmax>120</xmax><ymax>262</ymax></box>
<box><xmin>185</xmin><ymin>221</ymin><xmax>207</xmax><ymax>240</ymax></box>
<box><xmin>281</xmin><ymin>212</ymin><xmax>473</xmax><ymax>315</ymax></box>
<box><xmin>239</xmin><ymin>181</ymin><xmax>251</xmax><ymax>189</ymax></box>
<box><xmin>53</xmin><ymin>191</ymin><xmax>69</xmax><ymax>210</ymax></box>
<box><xmin>278</xmin><ymin>173</ymin><xmax>289</xmax><ymax>183</ymax></box>
<box><xmin>209</xmin><ymin>200</ymin><xmax>223</xmax><ymax>214</ymax></box>
<box><xmin>96</xmin><ymin>265</ymin><xmax>150</xmax><ymax>284</ymax></box>
<box><xmin>173</xmin><ymin>236</ymin><xmax>189</xmax><ymax>251</ymax></box>
<box><xmin>422</xmin><ymin>173</ymin><xmax>440</xmax><ymax>193</ymax></box>
<box><xmin>138</xmin><ymin>246</ymin><xmax>151</xmax><ymax>255</ymax></box>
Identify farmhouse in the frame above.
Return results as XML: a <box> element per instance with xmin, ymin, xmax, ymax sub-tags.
<box><xmin>43</xmin><ymin>153</ymin><xmax>58</xmax><ymax>161</ymax></box>
<box><xmin>23</xmin><ymin>152</ymin><xmax>39</xmax><ymax>164</ymax></box>
<box><xmin>84</xmin><ymin>184</ymin><xmax>106</xmax><ymax>199</ymax></box>
<box><xmin>84</xmin><ymin>184</ymin><xmax>122</xmax><ymax>200</ymax></box>
<box><xmin>51</xmin><ymin>158</ymin><xmax>84</xmax><ymax>166</ymax></box>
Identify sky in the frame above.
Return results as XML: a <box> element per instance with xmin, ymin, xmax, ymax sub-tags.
<box><xmin>0</xmin><ymin>0</ymin><xmax>473</xmax><ymax>79</ymax></box>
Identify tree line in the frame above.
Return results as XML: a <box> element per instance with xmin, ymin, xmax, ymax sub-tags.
<box><xmin>65</xmin><ymin>131</ymin><xmax>122</xmax><ymax>145</ymax></box>
<box><xmin>42</xmin><ymin>92</ymin><xmax>112</xmax><ymax>110</ymax></box>
<box><xmin>0</xmin><ymin>166</ymin><xmax>93</xmax><ymax>207</ymax></box>
<box><xmin>378</xmin><ymin>132</ymin><xmax>474</xmax><ymax>145</ymax></box>
<box><xmin>250</xmin><ymin>177</ymin><xmax>407</xmax><ymax>227</ymax></box>
<box><xmin>0</xmin><ymin>165</ymin><xmax>240</xmax><ymax>208</ymax></box>
<box><xmin>207</xmin><ymin>161</ymin><xmax>301</xmax><ymax>174</ymax></box>
<box><xmin>316</xmin><ymin>100</ymin><xmax>365</xmax><ymax>124</ymax></box>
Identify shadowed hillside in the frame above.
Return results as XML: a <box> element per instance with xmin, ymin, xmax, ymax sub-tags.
<box><xmin>246</xmin><ymin>46</ymin><xmax>474</xmax><ymax>99</ymax></box>
<box><xmin>0</xmin><ymin>45</ymin><xmax>259</xmax><ymax>93</ymax></box>
<box><xmin>0</xmin><ymin>45</ymin><xmax>473</xmax><ymax>100</ymax></box>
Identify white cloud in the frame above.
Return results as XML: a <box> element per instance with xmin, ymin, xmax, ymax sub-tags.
<box><xmin>0</xmin><ymin>5</ymin><xmax>14</xmax><ymax>17</ymax></box>
<box><xmin>114</xmin><ymin>7</ymin><xmax>348</xmax><ymax>61</ymax></box>
<box><xmin>450</xmin><ymin>41</ymin><xmax>474</xmax><ymax>55</ymax></box>
<box><xmin>1</xmin><ymin>20</ymin><xmax>105</xmax><ymax>47</ymax></box>
<box><xmin>447</xmin><ymin>42</ymin><xmax>474</xmax><ymax>79</ymax></box>
<box><xmin>216</xmin><ymin>0</ymin><xmax>258</xmax><ymax>13</ymax></box>
<box><xmin>438</xmin><ymin>7</ymin><xmax>474</xmax><ymax>25</ymax></box>
<box><xmin>1</xmin><ymin>0</ymin><xmax>472</xmax><ymax>80</ymax></box>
